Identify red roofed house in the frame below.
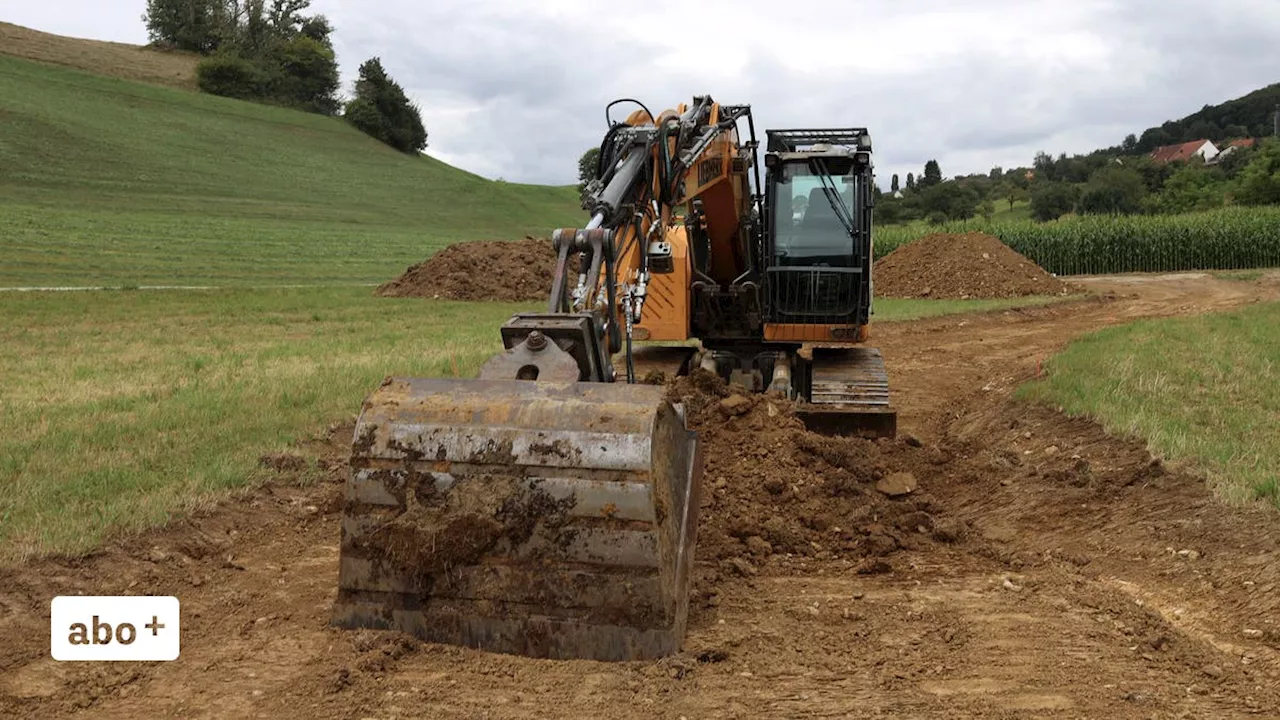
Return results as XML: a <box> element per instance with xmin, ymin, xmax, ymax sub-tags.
<box><xmin>1210</xmin><ymin>137</ymin><xmax>1258</xmax><ymax>164</ymax></box>
<box><xmin>1150</xmin><ymin>139</ymin><xmax>1219</xmax><ymax>164</ymax></box>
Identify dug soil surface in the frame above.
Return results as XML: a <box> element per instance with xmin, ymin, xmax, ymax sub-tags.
<box><xmin>3</xmin><ymin>272</ymin><xmax>1280</xmax><ymax>719</ymax></box>
<box><xmin>376</xmin><ymin>237</ymin><xmax>561</xmax><ymax>302</ymax></box>
<box><xmin>875</xmin><ymin>232</ymin><xmax>1077</xmax><ymax>299</ymax></box>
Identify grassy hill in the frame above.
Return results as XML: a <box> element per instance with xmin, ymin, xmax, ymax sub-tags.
<box><xmin>0</xmin><ymin>53</ymin><xmax>583</xmax><ymax>286</ymax></box>
<box><xmin>0</xmin><ymin>21</ymin><xmax>199</xmax><ymax>89</ymax></box>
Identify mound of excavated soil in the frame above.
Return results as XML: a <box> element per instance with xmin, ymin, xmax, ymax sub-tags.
<box><xmin>667</xmin><ymin>371</ymin><xmax>962</xmax><ymax>578</ymax></box>
<box><xmin>376</xmin><ymin>237</ymin><xmax>559</xmax><ymax>302</ymax></box>
<box><xmin>875</xmin><ymin>232</ymin><xmax>1074</xmax><ymax>299</ymax></box>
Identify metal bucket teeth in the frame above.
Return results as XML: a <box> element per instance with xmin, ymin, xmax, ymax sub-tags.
<box><xmin>332</xmin><ymin>377</ymin><xmax>702</xmax><ymax>661</ymax></box>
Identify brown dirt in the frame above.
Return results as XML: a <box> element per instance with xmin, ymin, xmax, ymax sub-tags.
<box><xmin>354</xmin><ymin>472</ymin><xmax>576</xmax><ymax>582</ymax></box>
<box><xmin>376</xmin><ymin>237</ymin><xmax>563</xmax><ymax>302</ymax></box>
<box><xmin>0</xmin><ymin>22</ymin><xmax>199</xmax><ymax>89</ymax></box>
<box><xmin>875</xmin><ymin>232</ymin><xmax>1076</xmax><ymax>299</ymax></box>
<box><xmin>3</xmin><ymin>273</ymin><xmax>1280</xmax><ymax>718</ymax></box>
<box><xmin>667</xmin><ymin>375</ymin><xmax>954</xmax><ymax>575</ymax></box>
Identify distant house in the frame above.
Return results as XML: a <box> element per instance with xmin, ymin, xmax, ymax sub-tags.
<box><xmin>1150</xmin><ymin>139</ymin><xmax>1219</xmax><ymax>164</ymax></box>
<box><xmin>1210</xmin><ymin>137</ymin><xmax>1258</xmax><ymax>164</ymax></box>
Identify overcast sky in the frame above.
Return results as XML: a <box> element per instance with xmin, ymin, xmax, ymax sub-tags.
<box><xmin>6</xmin><ymin>1</ymin><xmax>1279</xmax><ymax>186</ymax></box>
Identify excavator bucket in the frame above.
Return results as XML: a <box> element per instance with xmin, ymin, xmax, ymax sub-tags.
<box><xmin>332</xmin><ymin>377</ymin><xmax>702</xmax><ymax>661</ymax></box>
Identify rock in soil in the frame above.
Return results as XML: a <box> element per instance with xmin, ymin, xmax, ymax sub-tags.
<box><xmin>876</xmin><ymin>472</ymin><xmax>919</xmax><ymax>498</ymax></box>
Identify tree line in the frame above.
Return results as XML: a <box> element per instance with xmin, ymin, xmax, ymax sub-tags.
<box><xmin>144</xmin><ymin>0</ymin><xmax>426</xmax><ymax>153</ymax></box>
<box><xmin>876</xmin><ymin>136</ymin><xmax>1280</xmax><ymax>225</ymax></box>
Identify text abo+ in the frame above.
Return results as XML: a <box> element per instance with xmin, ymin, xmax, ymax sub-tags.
<box><xmin>51</xmin><ymin>596</ymin><xmax>181</xmax><ymax>661</ymax></box>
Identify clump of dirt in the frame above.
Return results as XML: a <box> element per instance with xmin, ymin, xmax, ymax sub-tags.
<box><xmin>376</xmin><ymin>236</ymin><xmax>561</xmax><ymax>302</ymax></box>
<box><xmin>875</xmin><ymin>232</ymin><xmax>1076</xmax><ymax>299</ymax></box>
<box><xmin>667</xmin><ymin>371</ymin><xmax>955</xmax><ymax>573</ymax></box>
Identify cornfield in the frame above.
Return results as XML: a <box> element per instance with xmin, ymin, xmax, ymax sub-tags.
<box><xmin>872</xmin><ymin>207</ymin><xmax>1280</xmax><ymax>276</ymax></box>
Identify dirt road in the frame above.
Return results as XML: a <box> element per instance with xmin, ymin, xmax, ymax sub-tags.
<box><xmin>3</xmin><ymin>272</ymin><xmax>1279</xmax><ymax>719</ymax></box>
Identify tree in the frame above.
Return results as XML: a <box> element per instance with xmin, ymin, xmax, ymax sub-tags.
<box><xmin>1030</xmin><ymin>182</ymin><xmax>1078</xmax><ymax>221</ymax></box>
<box><xmin>920</xmin><ymin>159</ymin><xmax>942</xmax><ymax>188</ymax></box>
<box><xmin>905</xmin><ymin>172</ymin><xmax>915</xmax><ymax>191</ymax></box>
<box><xmin>978</xmin><ymin>198</ymin><xmax>995</xmax><ymax>222</ymax></box>
<box><xmin>577</xmin><ymin>147</ymin><xmax>600</xmax><ymax>194</ymax></box>
<box><xmin>269</xmin><ymin>33</ymin><xmax>339</xmax><ymax>114</ymax></box>
<box><xmin>1006</xmin><ymin>185</ymin><xmax>1028</xmax><ymax>211</ymax></box>
<box><xmin>1032</xmin><ymin>151</ymin><xmax>1055</xmax><ymax>181</ymax></box>
<box><xmin>1237</xmin><ymin>138</ymin><xmax>1280</xmax><ymax>206</ymax></box>
<box><xmin>1122</xmin><ymin>134</ymin><xmax>1138</xmax><ymax>153</ymax></box>
<box><xmin>1138</xmin><ymin>127</ymin><xmax>1173</xmax><ymax>153</ymax></box>
<box><xmin>1078</xmin><ymin>166</ymin><xmax>1146</xmax><ymax>215</ymax></box>
<box><xmin>1187</xmin><ymin>119</ymin><xmax>1222</xmax><ymax>142</ymax></box>
<box><xmin>1146</xmin><ymin>164</ymin><xmax>1225</xmax><ymax>214</ymax></box>
<box><xmin>147</xmin><ymin>0</ymin><xmax>340</xmax><ymax>114</ymax></box>
<box><xmin>1223</xmin><ymin>124</ymin><xmax>1249</xmax><ymax>140</ymax></box>
<box><xmin>919</xmin><ymin>181</ymin><xmax>980</xmax><ymax>221</ymax></box>
<box><xmin>988</xmin><ymin>166</ymin><xmax>1003</xmax><ymax>181</ymax></box>
<box><xmin>344</xmin><ymin>57</ymin><xmax>427</xmax><ymax>153</ymax></box>
<box><xmin>890</xmin><ymin>174</ymin><xmax>899</xmax><ymax>193</ymax></box>
<box><xmin>144</xmin><ymin>0</ymin><xmax>225</xmax><ymax>53</ymax></box>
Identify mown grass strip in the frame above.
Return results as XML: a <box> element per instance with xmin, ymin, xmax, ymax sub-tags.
<box><xmin>1016</xmin><ymin>302</ymin><xmax>1280</xmax><ymax>506</ymax></box>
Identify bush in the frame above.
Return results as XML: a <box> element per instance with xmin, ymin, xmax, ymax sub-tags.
<box><xmin>1237</xmin><ymin>139</ymin><xmax>1280</xmax><ymax>206</ymax></box>
<box><xmin>1078</xmin><ymin>166</ymin><xmax>1146</xmax><ymax>215</ymax></box>
<box><xmin>267</xmin><ymin>35</ymin><xmax>340</xmax><ymax>115</ymax></box>
<box><xmin>196</xmin><ymin>53</ymin><xmax>263</xmax><ymax>100</ymax></box>
<box><xmin>1029</xmin><ymin>182</ymin><xmax>1078</xmax><ymax>221</ymax></box>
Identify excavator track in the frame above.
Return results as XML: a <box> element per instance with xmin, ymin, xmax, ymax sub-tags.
<box><xmin>797</xmin><ymin>346</ymin><xmax>897</xmax><ymax>438</ymax></box>
<box><xmin>332</xmin><ymin>377</ymin><xmax>702</xmax><ymax>661</ymax></box>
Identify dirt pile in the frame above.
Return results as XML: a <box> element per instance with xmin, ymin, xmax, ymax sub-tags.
<box><xmin>376</xmin><ymin>237</ymin><xmax>560</xmax><ymax>302</ymax></box>
<box><xmin>666</xmin><ymin>371</ymin><xmax>962</xmax><ymax>576</ymax></box>
<box><xmin>875</xmin><ymin>232</ymin><xmax>1075</xmax><ymax>298</ymax></box>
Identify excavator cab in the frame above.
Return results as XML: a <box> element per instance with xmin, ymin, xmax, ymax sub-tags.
<box><xmin>763</xmin><ymin>129</ymin><xmax>874</xmax><ymax>325</ymax></box>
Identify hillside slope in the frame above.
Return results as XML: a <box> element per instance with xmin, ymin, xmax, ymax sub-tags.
<box><xmin>0</xmin><ymin>54</ymin><xmax>583</xmax><ymax>286</ymax></box>
<box><xmin>1133</xmin><ymin>82</ymin><xmax>1280</xmax><ymax>152</ymax></box>
<box><xmin>0</xmin><ymin>21</ymin><xmax>198</xmax><ymax>89</ymax></box>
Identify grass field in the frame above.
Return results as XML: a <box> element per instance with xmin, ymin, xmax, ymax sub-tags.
<box><xmin>1017</xmin><ymin>302</ymin><xmax>1280</xmax><ymax>506</ymax></box>
<box><xmin>874</xmin><ymin>295</ymin><xmax>1069</xmax><ymax>321</ymax></box>
<box><xmin>0</xmin><ymin>288</ymin><xmax>1058</xmax><ymax>563</ymax></box>
<box><xmin>0</xmin><ymin>54</ymin><xmax>583</xmax><ymax>287</ymax></box>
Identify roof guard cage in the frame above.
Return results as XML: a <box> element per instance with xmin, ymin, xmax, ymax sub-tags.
<box><xmin>766</xmin><ymin>129</ymin><xmax>871</xmax><ymax>153</ymax></box>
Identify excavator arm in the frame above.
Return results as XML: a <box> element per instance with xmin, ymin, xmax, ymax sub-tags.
<box><xmin>486</xmin><ymin>96</ymin><xmax>758</xmax><ymax>386</ymax></box>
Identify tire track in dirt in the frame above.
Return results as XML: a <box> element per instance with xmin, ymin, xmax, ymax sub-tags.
<box><xmin>2</xmin><ymin>272</ymin><xmax>1278</xmax><ymax>719</ymax></box>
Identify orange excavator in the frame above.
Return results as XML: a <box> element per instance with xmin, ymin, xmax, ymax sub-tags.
<box><xmin>332</xmin><ymin>96</ymin><xmax>894</xmax><ymax>661</ymax></box>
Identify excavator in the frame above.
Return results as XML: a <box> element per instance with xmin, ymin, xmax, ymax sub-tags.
<box><xmin>332</xmin><ymin>96</ymin><xmax>894</xmax><ymax>661</ymax></box>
